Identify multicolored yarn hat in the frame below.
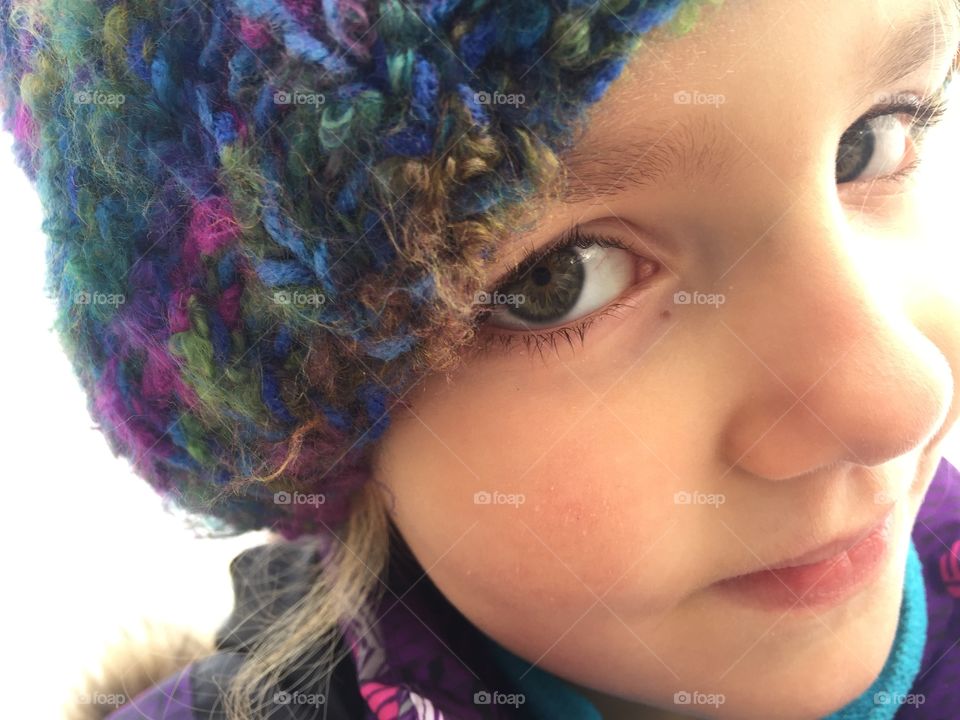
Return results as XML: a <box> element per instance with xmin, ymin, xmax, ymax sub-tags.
<box><xmin>0</xmin><ymin>0</ymin><xmax>718</xmax><ymax>537</ymax></box>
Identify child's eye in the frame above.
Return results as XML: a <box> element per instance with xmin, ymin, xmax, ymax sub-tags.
<box><xmin>836</xmin><ymin>114</ymin><xmax>911</xmax><ymax>183</ymax></box>
<box><xmin>836</xmin><ymin>93</ymin><xmax>949</xmax><ymax>185</ymax></box>
<box><xmin>485</xmin><ymin>238</ymin><xmax>637</xmax><ymax>331</ymax></box>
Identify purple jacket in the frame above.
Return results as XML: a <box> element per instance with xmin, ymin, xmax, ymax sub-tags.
<box><xmin>107</xmin><ymin>456</ymin><xmax>960</xmax><ymax>719</ymax></box>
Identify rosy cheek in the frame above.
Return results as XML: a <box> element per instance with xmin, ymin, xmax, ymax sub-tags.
<box><xmin>378</xmin><ymin>370</ymin><xmax>694</xmax><ymax>616</ymax></box>
<box><xmin>511</xmin><ymin>429</ymin><xmax>683</xmax><ymax>598</ymax></box>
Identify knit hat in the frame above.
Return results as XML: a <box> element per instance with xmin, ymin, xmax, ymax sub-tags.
<box><xmin>0</xmin><ymin>0</ymin><xmax>718</xmax><ymax>537</ymax></box>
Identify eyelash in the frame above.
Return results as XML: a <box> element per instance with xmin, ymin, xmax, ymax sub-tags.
<box><xmin>474</xmin><ymin>85</ymin><xmax>953</xmax><ymax>358</ymax></box>
<box><xmin>842</xmin><ymin>89</ymin><xmax>951</xmax><ymax>188</ymax></box>
<box><xmin>474</xmin><ymin>227</ymin><xmax>642</xmax><ymax>358</ymax></box>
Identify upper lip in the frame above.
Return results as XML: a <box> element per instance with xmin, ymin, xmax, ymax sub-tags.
<box><xmin>721</xmin><ymin>508</ymin><xmax>893</xmax><ymax>580</ymax></box>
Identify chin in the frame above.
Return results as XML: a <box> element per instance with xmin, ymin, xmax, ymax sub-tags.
<box><xmin>660</xmin><ymin>522</ymin><xmax>913</xmax><ymax>720</ymax></box>
<box><xmin>751</xmin><ymin>527</ymin><xmax>912</xmax><ymax>720</ymax></box>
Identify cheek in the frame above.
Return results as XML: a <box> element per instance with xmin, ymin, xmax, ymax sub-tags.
<box><xmin>374</xmin><ymin>368</ymin><xmax>698</xmax><ymax>621</ymax></box>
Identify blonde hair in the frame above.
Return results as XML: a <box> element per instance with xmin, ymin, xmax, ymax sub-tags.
<box><xmin>223</xmin><ymin>481</ymin><xmax>391</xmax><ymax>719</ymax></box>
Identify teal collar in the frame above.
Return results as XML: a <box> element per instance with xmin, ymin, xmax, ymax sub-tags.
<box><xmin>488</xmin><ymin>540</ymin><xmax>927</xmax><ymax>720</ymax></box>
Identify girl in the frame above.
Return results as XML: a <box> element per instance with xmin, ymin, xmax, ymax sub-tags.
<box><xmin>2</xmin><ymin>0</ymin><xmax>960</xmax><ymax>718</ymax></box>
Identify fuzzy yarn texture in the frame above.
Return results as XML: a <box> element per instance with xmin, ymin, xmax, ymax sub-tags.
<box><xmin>0</xmin><ymin>0</ymin><xmax>718</xmax><ymax>537</ymax></box>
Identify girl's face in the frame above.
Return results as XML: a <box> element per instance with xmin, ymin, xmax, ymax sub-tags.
<box><xmin>373</xmin><ymin>0</ymin><xmax>960</xmax><ymax>718</ymax></box>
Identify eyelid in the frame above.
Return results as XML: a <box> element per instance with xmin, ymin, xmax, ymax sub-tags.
<box><xmin>858</xmin><ymin>90</ymin><xmax>950</xmax><ymax>125</ymax></box>
<box><xmin>839</xmin><ymin>89</ymin><xmax>951</xmax><ymax>188</ymax></box>
<box><xmin>483</xmin><ymin>222</ymin><xmax>629</xmax><ymax>293</ymax></box>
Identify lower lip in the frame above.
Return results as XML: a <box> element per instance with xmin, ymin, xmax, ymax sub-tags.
<box><xmin>714</xmin><ymin>510</ymin><xmax>895</xmax><ymax>611</ymax></box>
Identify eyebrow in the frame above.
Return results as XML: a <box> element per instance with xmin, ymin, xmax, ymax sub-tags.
<box><xmin>556</xmin><ymin>8</ymin><xmax>959</xmax><ymax>205</ymax></box>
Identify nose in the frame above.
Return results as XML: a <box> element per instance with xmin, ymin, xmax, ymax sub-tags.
<box><xmin>718</xmin><ymin>203</ymin><xmax>953</xmax><ymax>482</ymax></box>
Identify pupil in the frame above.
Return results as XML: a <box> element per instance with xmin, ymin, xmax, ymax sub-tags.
<box><xmin>498</xmin><ymin>247</ymin><xmax>585</xmax><ymax>325</ymax></box>
<box><xmin>531</xmin><ymin>266</ymin><xmax>551</xmax><ymax>286</ymax></box>
<box><xmin>836</xmin><ymin>125</ymin><xmax>874</xmax><ymax>183</ymax></box>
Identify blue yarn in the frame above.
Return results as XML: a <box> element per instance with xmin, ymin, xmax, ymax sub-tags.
<box><xmin>320</xmin><ymin>403</ymin><xmax>352</xmax><ymax>433</ymax></box>
<box><xmin>152</xmin><ymin>140</ymin><xmax>217</xmax><ymax>200</ymax></box>
<box><xmin>217</xmin><ymin>249</ymin><xmax>238</xmax><ymax>288</ymax></box>
<box><xmin>227</xmin><ymin>47</ymin><xmax>257</xmax><ymax>102</ymax></box>
<box><xmin>459</xmin><ymin>11</ymin><xmax>497</xmax><ymax>70</ymax></box>
<box><xmin>212</xmin><ymin>111</ymin><xmax>238</xmax><ymax>149</ymax></box>
<box><xmin>367</xmin><ymin>36</ymin><xmax>391</xmax><ymax>92</ymax></box>
<box><xmin>311</xmin><ymin>243</ymin><xmax>339</xmax><ymax>301</ymax></box>
<box><xmin>273</xmin><ymin>325</ymin><xmax>293</xmax><ymax>358</ymax></box>
<box><xmin>423</xmin><ymin>0</ymin><xmax>464</xmax><ymax>29</ymax></box>
<box><xmin>382</xmin><ymin>124</ymin><xmax>434</xmax><ymax>157</ymax></box>
<box><xmin>254</xmin><ymin>259</ymin><xmax>315</xmax><ymax>286</ymax></box>
<box><xmin>198</xmin><ymin>4</ymin><xmax>230</xmax><ymax>78</ymax></box>
<box><xmin>411</xmin><ymin>57</ymin><xmax>439</xmax><ymax>123</ymax></box>
<box><xmin>284</xmin><ymin>29</ymin><xmax>346</xmax><ymax>71</ymax></box>
<box><xmin>149</xmin><ymin>53</ymin><xmax>178</xmax><ymax>111</ymax></box>
<box><xmin>583</xmin><ymin>56</ymin><xmax>628</xmax><ymax>104</ymax></box>
<box><xmin>457</xmin><ymin>83</ymin><xmax>490</xmax><ymax>126</ymax></box>
<box><xmin>194</xmin><ymin>82</ymin><xmax>217</xmax><ymax>139</ymax></box>
<box><xmin>363</xmin><ymin>333</ymin><xmax>415</xmax><ymax>361</ymax></box>
<box><xmin>125</xmin><ymin>22</ymin><xmax>151</xmax><ymax>83</ymax></box>
<box><xmin>95</xmin><ymin>197</ymin><xmax>122</xmax><ymax>244</ymax></box>
<box><xmin>487</xmin><ymin>540</ymin><xmax>929</xmax><ymax>720</ymax></box>
<box><xmin>163</xmin><ymin>448</ymin><xmax>202</xmax><ymax>473</ymax></box>
<box><xmin>261</xmin><ymin>366</ymin><xmax>297</xmax><ymax>425</ymax></box>
<box><xmin>66</xmin><ymin>166</ymin><xmax>79</xmax><ymax>213</ymax></box>
<box><xmin>358</xmin><ymin>384</ymin><xmax>391</xmax><ymax>441</ymax></box>
<box><xmin>496</xmin><ymin>0</ymin><xmax>551</xmax><ymax>54</ymax></box>
<box><xmin>252</xmin><ymin>82</ymin><xmax>278</xmax><ymax>133</ymax></box>
<box><xmin>206</xmin><ymin>307</ymin><xmax>231</xmax><ymax>365</ymax></box>
<box><xmin>334</xmin><ymin>163</ymin><xmax>369</xmax><ymax>214</ymax></box>
<box><xmin>362</xmin><ymin>211</ymin><xmax>397</xmax><ymax>270</ymax></box>
<box><xmin>261</xmin><ymin>202</ymin><xmax>311</xmax><ymax>264</ymax></box>
<box><xmin>234</xmin><ymin>0</ymin><xmax>351</xmax><ymax>75</ymax></box>
<box><xmin>407</xmin><ymin>274</ymin><xmax>435</xmax><ymax>305</ymax></box>
<box><xmin>113</xmin><ymin>356</ymin><xmax>132</xmax><ymax>404</ymax></box>
<box><xmin>165</xmin><ymin>417</ymin><xmax>192</xmax><ymax>458</ymax></box>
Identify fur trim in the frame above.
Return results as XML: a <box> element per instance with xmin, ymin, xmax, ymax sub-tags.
<box><xmin>64</xmin><ymin>622</ymin><xmax>213</xmax><ymax>720</ymax></box>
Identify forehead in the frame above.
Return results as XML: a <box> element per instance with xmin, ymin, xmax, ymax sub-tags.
<box><xmin>489</xmin><ymin>0</ymin><xmax>958</xmax><ymax>273</ymax></box>
<box><xmin>556</xmin><ymin>0</ymin><xmax>956</xmax><ymax>202</ymax></box>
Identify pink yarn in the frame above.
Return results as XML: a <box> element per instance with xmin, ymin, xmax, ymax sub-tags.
<box><xmin>187</xmin><ymin>195</ymin><xmax>241</xmax><ymax>257</ymax></box>
<box><xmin>218</xmin><ymin>283</ymin><xmax>243</xmax><ymax>330</ymax></box>
<box><xmin>238</xmin><ymin>16</ymin><xmax>274</xmax><ymax>49</ymax></box>
<box><xmin>13</xmin><ymin>101</ymin><xmax>37</xmax><ymax>151</ymax></box>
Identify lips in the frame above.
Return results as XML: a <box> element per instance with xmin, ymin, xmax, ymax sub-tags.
<box><xmin>714</xmin><ymin>507</ymin><xmax>896</xmax><ymax>611</ymax></box>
